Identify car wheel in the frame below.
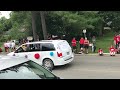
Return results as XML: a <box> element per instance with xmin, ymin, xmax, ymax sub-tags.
<box><xmin>43</xmin><ymin>59</ymin><xmax>54</xmax><ymax>70</ymax></box>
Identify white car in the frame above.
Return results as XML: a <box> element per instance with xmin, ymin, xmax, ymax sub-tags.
<box><xmin>0</xmin><ymin>56</ymin><xmax>60</xmax><ymax>79</ymax></box>
<box><xmin>7</xmin><ymin>40</ymin><xmax>74</xmax><ymax>70</ymax></box>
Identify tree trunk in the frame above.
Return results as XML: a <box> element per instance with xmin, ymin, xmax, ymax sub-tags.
<box><xmin>40</xmin><ymin>11</ymin><xmax>47</xmax><ymax>40</ymax></box>
<box><xmin>99</xmin><ymin>20</ymin><xmax>104</xmax><ymax>36</ymax></box>
<box><xmin>31</xmin><ymin>11</ymin><xmax>37</xmax><ymax>41</ymax></box>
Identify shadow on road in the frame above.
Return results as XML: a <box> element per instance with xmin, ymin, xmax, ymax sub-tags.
<box><xmin>53</xmin><ymin>63</ymin><xmax>73</xmax><ymax>70</ymax></box>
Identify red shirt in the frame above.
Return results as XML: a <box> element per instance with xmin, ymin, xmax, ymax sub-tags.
<box><xmin>116</xmin><ymin>35</ymin><xmax>120</xmax><ymax>43</ymax></box>
<box><xmin>98</xmin><ymin>49</ymin><xmax>103</xmax><ymax>53</ymax></box>
<box><xmin>109</xmin><ymin>47</ymin><xmax>115</xmax><ymax>52</ymax></box>
<box><xmin>84</xmin><ymin>40</ymin><xmax>89</xmax><ymax>45</ymax></box>
<box><xmin>118</xmin><ymin>35</ymin><xmax>120</xmax><ymax>42</ymax></box>
<box><xmin>72</xmin><ymin>39</ymin><xmax>76</xmax><ymax>46</ymax></box>
<box><xmin>79</xmin><ymin>38</ymin><xmax>84</xmax><ymax>44</ymax></box>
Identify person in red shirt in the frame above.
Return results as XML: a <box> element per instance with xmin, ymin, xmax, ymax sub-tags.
<box><xmin>98</xmin><ymin>48</ymin><xmax>103</xmax><ymax>56</ymax></box>
<box><xmin>109</xmin><ymin>45</ymin><xmax>116</xmax><ymax>56</ymax></box>
<box><xmin>79</xmin><ymin>37</ymin><xmax>84</xmax><ymax>54</ymax></box>
<box><xmin>84</xmin><ymin>38</ymin><xmax>89</xmax><ymax>54</ymax></box>
<box><xmin>71</xmin><ymin>37</ymin><xmax>77</xmax><ymax>53</ymax></box>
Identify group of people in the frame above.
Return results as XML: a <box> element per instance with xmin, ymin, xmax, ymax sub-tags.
<box><xmin>71</xmin><ymin>36</ymin><xmax>116</xmax><ymax>56</ymax></box>
<box><xmin>98</xmin><ymin>45</ymin><xmax>116</xmax><ymax>56</ymax></box>
<box><xmin>4</xmin><ymin>40</ymin><xmax>16</xmax><ymax>53</ymax></box>
<box><xmin>99</xmin><ymin>33</ymin><xmax>120</xmax><ymax>56</ymax></box>
<box><xmin>71</xmin><ymin>37</ymin><xmax>95</xmax><ymax>54</ymax></box>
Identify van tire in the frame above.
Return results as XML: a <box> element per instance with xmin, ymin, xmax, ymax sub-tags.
<box><xmin>43</xmin><ymin>59</ymin><xmax>54</xmax><ymax>70</ymax></box>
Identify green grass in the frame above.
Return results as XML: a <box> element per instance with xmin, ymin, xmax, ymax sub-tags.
<box><xmin>0</xmin><ymin>42</ymin><xmax>4</xmax><ymax>52</ymax></box>
<box><xmin>96</xmin><ymin>31</ymin><xmax>115</xmax><ymax>53</ymax></box>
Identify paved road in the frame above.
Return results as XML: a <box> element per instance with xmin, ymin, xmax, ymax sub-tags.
<box><xmin>53</xmin><ymin>54</ymin><xmax>120</xmax><ymax>79</ymax></box>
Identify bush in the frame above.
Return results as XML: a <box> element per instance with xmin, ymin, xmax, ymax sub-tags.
<box><xmin>0</xmin><ymin>35</ymin><xmax>10</xmax><ymax>42</ymax></box>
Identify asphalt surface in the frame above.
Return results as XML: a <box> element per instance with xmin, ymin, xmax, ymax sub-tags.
<box><xmin>1</xmin><ymin>52</ymin><xmax>120</xmax><ymax>79</ymax></box>
<box><xmin>53</xmin><ymin>54</ymin><xmax>120</xmax><ymax>79</ymax></box>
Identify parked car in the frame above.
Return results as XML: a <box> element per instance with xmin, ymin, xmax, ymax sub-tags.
<box><xmin>0</xmin><ymin>56</ymin><xmax>60</xmax><ymax>79</ymax></box>
<box><xmin>7</xmin><ymin>40</ymin><xmax>74</xmax><ymax>70</ymax></box>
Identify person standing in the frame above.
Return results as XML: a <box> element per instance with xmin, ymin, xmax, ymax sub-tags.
<box><xmin>4</xmin><ymin>41</ymin><xmax>8</xmax><ymax>53</ymax></box>
<box><xmin>92</xmin><ymin>36</ymin><xmax>96</xmax><ymax>44</ymax></box>
<box><xmin>71</xmin><ymin>37</ymin><xmax>77</xmax><ymax>53</ymax></box>
<box><xmin>84</xmin><ymin>38</ymin><xmax>89</xmax><ymax>54</ymax></box>
<box><xmin>79</xmin><ymin>37</ymin><xmax>84</xmax><ymax>54</ymax></box>
<box><xmin>11</xmin><ymin>41</ymin><xmax>16</xmax><ymax>52</ymax></box>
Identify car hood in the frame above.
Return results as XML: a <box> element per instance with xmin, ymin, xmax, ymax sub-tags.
<box><xmin>0</xmin><ymin>56</ymin><xmax>30</xmax><ymax>71</ymax></box>
<box><xmin>7</xmin><ymin>52</ymin><xmax>14</xmax><ymax>56</ymax></box>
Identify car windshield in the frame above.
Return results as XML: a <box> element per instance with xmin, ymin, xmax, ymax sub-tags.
<box><xmin>0</xmin><ymin>61</ymin><xmax>58</xmax><ymax>79</ymax></box>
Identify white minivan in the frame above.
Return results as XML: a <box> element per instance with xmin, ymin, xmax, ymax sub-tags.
<box><xmin>7</xmin><ymin>40</ymin><xmax>74</xmax><ymax>70</ymax></box>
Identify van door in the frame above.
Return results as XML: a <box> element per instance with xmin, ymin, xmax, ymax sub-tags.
<box><xmin>26</xmin><ymin>43</ymin><xmax>42</xmax><ymax>64</ymax></box>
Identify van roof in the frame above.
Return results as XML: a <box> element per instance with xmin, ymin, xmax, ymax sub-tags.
<box><xmin>25</xmin><ymin>40</ymin><xmax>66</xmax><ymax>44</ymax></box>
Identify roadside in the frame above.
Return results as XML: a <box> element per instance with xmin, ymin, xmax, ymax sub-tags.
<box><xmin>74</xmin><ymin>53</ymin><xmax>120</xmax><ymax>56</ymax></box>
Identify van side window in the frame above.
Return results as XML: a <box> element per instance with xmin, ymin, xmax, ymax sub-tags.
<box><xmin>29</xmin><ymin>44</ymin><xmax>41</xmax><ymax>52</ymax></box>
<box><xmin>41</xmin><ymin>43</ymin><xmax>55</xmax><ymax>51</ymax></box>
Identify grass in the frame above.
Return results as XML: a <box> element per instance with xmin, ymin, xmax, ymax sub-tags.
<box><xmin>96</xmin><ymin>31</ymin><xmax>115</xmax><ymax>53</ymax></box>
<box><xmin>0</xmin><ymin>42</ymin><xmax>4</xmax><ymax>51</ymax></box>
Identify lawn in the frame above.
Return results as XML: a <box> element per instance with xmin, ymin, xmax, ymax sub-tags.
<box><xmin>96</xmin><ymin>31</ymin><xmax>115</xmax><ymax>53</ymax></box>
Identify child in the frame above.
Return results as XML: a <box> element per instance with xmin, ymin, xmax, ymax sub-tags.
<box><xmin>109</xmin><ymin>45</ymin><xmax>116</xmax><ymax>56</ymax></box>
<box><xmin>71</xmin><ymin>37</ymin><xmax>77</xmax><ymax>53</ymax></box>
<box><xmin>98</xmin><ymin>48</ymin><xmax>103</xmax><ymax>56</ymax></box>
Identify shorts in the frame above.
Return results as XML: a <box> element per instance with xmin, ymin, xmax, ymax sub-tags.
<box><xmin>80</xmin><ymin>44</ymin><xmax>84</xmax><ymax>49</ymax></box>
<box><xmin>84</xmin><ymin>45</ymin><xmax>89</xmax><ymax>49</ymax></box>
<box><xmin>72</xmin><ymin>46</ymin><xmax>76</xmax><ymax>50</ymax></box>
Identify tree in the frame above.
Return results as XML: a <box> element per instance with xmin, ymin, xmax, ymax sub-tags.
<box><xmin>31</xmin><ymin>11</ymin><xmax>37</xmax><ymax>41</ymax></box>
<box><xmin>40</xmin><ymin>11</ymin><xmax>47</xmax><ymax>40</ymax></box>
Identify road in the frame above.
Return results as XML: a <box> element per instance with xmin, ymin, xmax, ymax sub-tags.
<box><xmin>53</xmin><ymin>54</ymin><xmax>120</xmax><ymax>79</ymax></box>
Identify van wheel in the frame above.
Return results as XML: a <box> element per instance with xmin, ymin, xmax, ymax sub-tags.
<box><xmin>43</xmin><ymin>59</ymin><xmax>54</xmax><ymax>70</ymax></box>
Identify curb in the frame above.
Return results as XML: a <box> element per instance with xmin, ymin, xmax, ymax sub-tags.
<box><xmin>74</xmin><ymin>53</ymin><xmax>120</xmax><ymax>56</ymax></box>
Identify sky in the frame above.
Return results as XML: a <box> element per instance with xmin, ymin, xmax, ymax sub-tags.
<box><xmin>0</xmin><ymin>11</ymin><xmax>11</xmax><ymax>19</ymax></box>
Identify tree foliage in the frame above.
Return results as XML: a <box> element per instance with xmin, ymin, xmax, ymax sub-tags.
<box><xmin>1</xmin><ymin>11</ymin><xmax>120</xmax><ymax>42</ymax></box>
